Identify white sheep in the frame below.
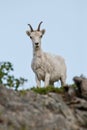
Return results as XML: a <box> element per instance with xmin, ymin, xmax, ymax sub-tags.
<box><xmin>26</xmin><ymin>21</ymin><xmax>67</xmax><ymax>87</ymax></box>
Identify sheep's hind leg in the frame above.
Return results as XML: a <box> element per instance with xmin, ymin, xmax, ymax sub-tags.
<box><xmin>60</xmin><ymin>76</ymin><xmax>66</xmax><ymax>87</ymax></box>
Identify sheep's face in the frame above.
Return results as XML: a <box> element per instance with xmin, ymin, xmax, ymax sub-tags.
<box><xmin>26</xmin><ymin>30</ymin><xmax>45</xmax><ymax>50</ymax></box>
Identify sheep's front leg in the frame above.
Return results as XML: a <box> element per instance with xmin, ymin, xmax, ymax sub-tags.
<box><xmin>35</xmin><ymin>75</ymin><xmax>41</xmax><ymax>87</ymax></box>
<box><xmin>44</xmin><ymin>73</ymin><xmax>50</xmax><ymax>87</ymax></box>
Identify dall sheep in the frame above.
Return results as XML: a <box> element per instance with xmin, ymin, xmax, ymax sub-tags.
<box><xmin>26</xmin><ymin>21</ymin><xmax>67</xmax><ymax>87</ymax></box>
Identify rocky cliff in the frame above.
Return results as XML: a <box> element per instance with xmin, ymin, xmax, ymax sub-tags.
<box><xmin>0</xmin><ymin>84</ymin><xmax>87</xmax><ymax>130</ymax></box>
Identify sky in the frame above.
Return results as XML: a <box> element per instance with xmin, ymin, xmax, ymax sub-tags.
<box><xmin>0</xmin><ymin>0</ymin><xmax>87</xmax><ymax>89</ymax></box>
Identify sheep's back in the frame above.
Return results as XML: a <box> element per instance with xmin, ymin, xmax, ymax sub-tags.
<box><xmin>44</xmin><ymin>52</ymin><xmax>66</xmax><ymax>71</ymax></box>
<box><xmin>43</xmin><ymin>52</ymin><xmax>67</xmax><ymax>80</ymax></box>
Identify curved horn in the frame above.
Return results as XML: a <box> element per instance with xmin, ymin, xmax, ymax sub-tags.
<box><xmin>28</xmin><ymin>24</ymin><xmax>33</xmax><ymax>32</ymax></box>
<box><xmin>37</xmin><ymin>21</ymin><xmax>43</xmax><ymax>31</ymax></box>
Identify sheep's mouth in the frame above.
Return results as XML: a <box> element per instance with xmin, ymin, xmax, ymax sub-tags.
<box><xmin>35</xmin><ymin>45</ymin><xmax>39</xmax><ymax>49</ymax></box>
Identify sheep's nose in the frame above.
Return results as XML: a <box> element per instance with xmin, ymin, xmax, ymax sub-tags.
<box><xmin>35</xmin><ymin>42</ymin><xmax>39</xmax><ymax>45</ymax></box>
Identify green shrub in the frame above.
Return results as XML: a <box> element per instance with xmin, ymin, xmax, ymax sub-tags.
<box><xmin>0</xmin><ymin>62</ymin><xmax>27</xmax><ymax>90</ymax></box>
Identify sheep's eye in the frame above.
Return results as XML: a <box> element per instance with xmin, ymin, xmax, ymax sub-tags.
<box><xmin>30</xmin><ymin>36</ymin><xmax>32</xmax><ymax>39</ymax></box>
<box><xmin>40</xmin><ymin>35</ymin><xmax>42</xmax><ymax>38</ymax></box>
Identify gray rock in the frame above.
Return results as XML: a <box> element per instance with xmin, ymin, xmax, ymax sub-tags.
<box><xmin>73</xmin><ymin>76</ymin><xmax>87</xmax><ymax>99</ymax></box>
<box><xmin>0</xmin><ymin>85</ymin><xmax>87</xmax><ymax>130</ymax></box>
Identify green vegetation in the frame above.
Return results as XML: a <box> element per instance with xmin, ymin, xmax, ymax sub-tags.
<box><xmin>31</xmin><ymin>86</ymin><xmax>64</xmax><ymax>94</ymax></box>
<box><xmin>0</xmin><ymin>62</ymin><xmax>27</xmax><ymax>90</ymax></box>
<box><xmin>30</xmin><ymin>84</ymin><xmax>77</xmax><ymax>95</ymax></box>
<box><xmin>71</xmin><ymin>83</ymin><xmax>77</xmax><ymax>88</ymax></box>
<box><xmin>19</xmin><ymin>89</ymin><xmax>27</xmax><ymax>96</ymax></box>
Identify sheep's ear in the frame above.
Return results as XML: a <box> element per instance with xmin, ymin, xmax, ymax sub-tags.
<box><xmin>26</xmin><ymin>31</ymin><xmax>31</xmax><ymax>36</ymax></box>
<box><xmin>41</xmin><ymin>29</ymin><xmax>45</xmax><ymax>35</ymax></box>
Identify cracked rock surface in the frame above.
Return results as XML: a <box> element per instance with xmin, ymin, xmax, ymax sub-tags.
<box><xmin>0</xmin><ymin>85</ymin><xmax>87</xmax><ymax>130</ymax></box>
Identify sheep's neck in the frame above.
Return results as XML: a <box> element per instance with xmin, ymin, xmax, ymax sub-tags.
<box><xmin>33</xmin><ymin>47</ymin><xmax>43</xmax><ymax>58</ymax></box>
